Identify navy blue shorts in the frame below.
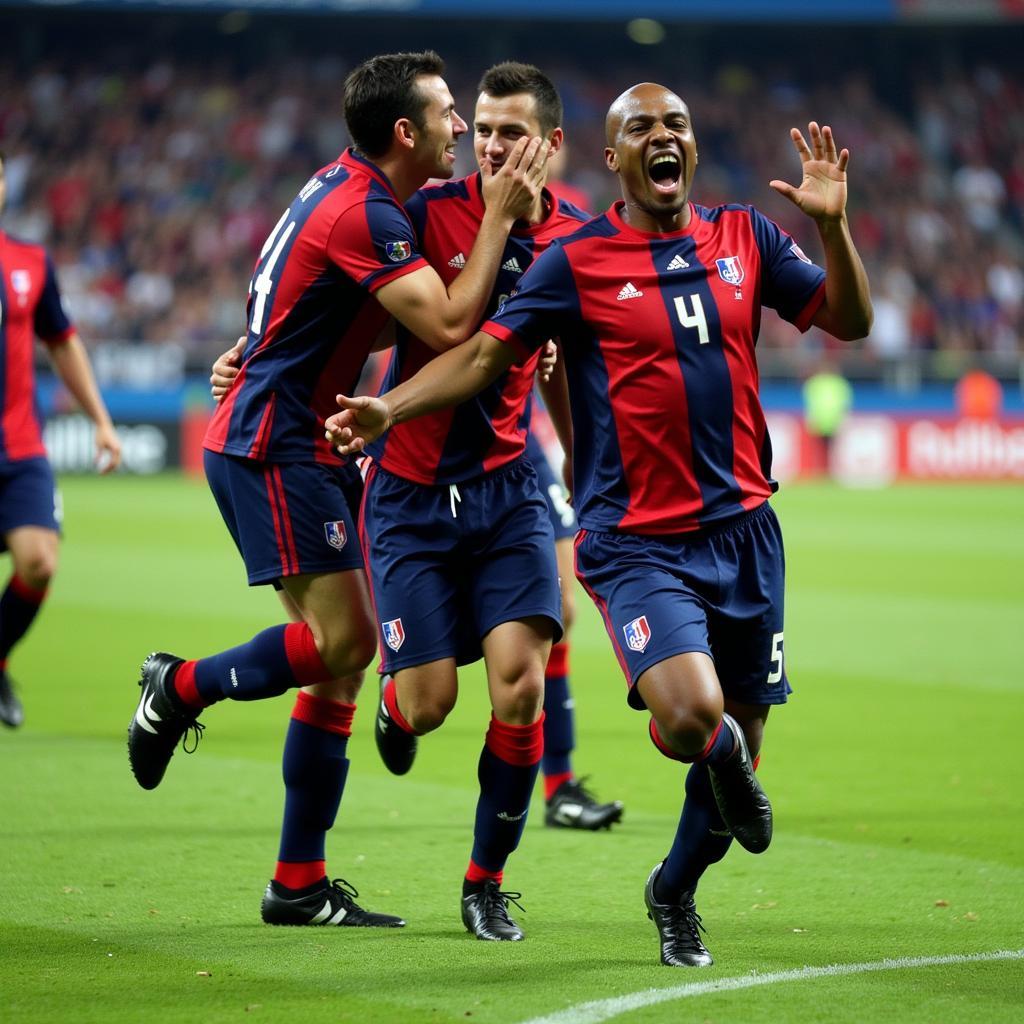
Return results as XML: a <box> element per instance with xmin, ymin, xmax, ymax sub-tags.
<box><xmin>360</xmin><ymin>455</ymin><xmax>562</xmax><ymax>673</ymax></box>
<box><xmin>204</xmin><ymin>450</ymin><xmax>364</xmax><ymax>586</ymax></box>
<box><xmin>524</xmin><ymin>431</ymin><xmax>577</xmax><ymax>542</ymax></box>
<box><xmin>575</xmin><ymin>501</ymin><xmax>790</xmax><ymax>710</ymax></box>
<box><xmin>0</xmin><ymin>457</ymin><xmax>62</xmax><ymax>547</ymax></box>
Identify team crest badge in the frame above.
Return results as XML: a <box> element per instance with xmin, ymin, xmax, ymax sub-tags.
<box><xmin>715</xmin><ymin>256</ymin><xmax>745</xmax><ymax>286</ymax></box>
<box><xmin>623</xmin><ymin>615</ymin><xmax>652</xmax><ymax>653</ymax></box>
<box><xmin>324</xmin><ymin>520</ymin><xmax>347</xmax><ymax>550</ymax></box>
<box><xmin>386</xmin><ymin>240</ymin><xmax>412</xmax><ymax>262</ymax></box>
<box><xmin>382</xmin><ymin>618</ymin><xmax>405</xmax><ymax>651</ymax></box>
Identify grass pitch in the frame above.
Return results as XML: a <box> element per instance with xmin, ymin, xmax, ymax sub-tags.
<box><xmin>1</xmin><ymin>475</ymin><xmax>1022</xmax><ymax>1023</ymax></box>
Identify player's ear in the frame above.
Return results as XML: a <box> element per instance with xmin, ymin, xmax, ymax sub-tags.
<box><xmin>547</xmin><ymin>127</ymin><xmax>564</xmax><ymax>157</ymax></box>
<box><xmin>394</xmin><ymin>117</ymin><xmax>417</xmax><ymax>152</ymax></box>
<box><xmin>604</xmin><ymin>147</ymin><xmax>618</xmax><ymax>173</ymax></box>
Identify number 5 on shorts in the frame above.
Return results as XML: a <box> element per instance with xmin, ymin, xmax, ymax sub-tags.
<box><xmin>767</xmin><ymin>631</ymin><xmax>784</xmax><ymax>684</ymax></box>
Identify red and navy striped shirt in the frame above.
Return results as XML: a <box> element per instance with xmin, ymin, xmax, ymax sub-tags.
<box><xmin>368</xmin><ymin>173</ymin><xmax>589</xmax><ymax>484</ymax></box>
<box><xmin>0</xmin><ymin>231</ymin><xmax>74</xmax><ymax>463</ymax></box>
<box><xmin>204</xmin><ymin>149</ymin><xmax>428</xmax><ymax>464</ymax></box>
<box><xmin>484</xmin><ymin>200</ymin><xmax>826</xmax><ymax>534</ymax></box>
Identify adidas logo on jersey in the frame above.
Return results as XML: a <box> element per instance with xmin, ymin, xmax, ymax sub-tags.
<box><xmin>448</xmin><ymin>252</ymin><xmax>466</xmax><ymax>269</ymax></box>
<box><xmin>502</xmin><ymin>257</ymin><xmax>523</xmax><ymax>274</ymax></box>
<box><xmin>667</xmin><ymin>253</ymin><xmax>690</xmax><ymax>271</ymax></box>
<box><xmin>616</xmin><ymin>282</ymin><xmax>643</xmax><ymax>301</ymax></box>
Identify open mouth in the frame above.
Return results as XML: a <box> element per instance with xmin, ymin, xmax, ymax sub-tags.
<box><xmin>648</xmin><ymin>152</ymin><xmax>682</xmax><ymax>193</ymax></box>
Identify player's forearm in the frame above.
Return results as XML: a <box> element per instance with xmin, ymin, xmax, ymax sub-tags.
<box><xmin>385</xmin><ymin>331</ymin><xmax>511</xmax><ymax>427</ymax></box>
<box><xmin>48</xmin><ymin>334</ymin><xmax>116</xmax><ymax>429</ymax></box>
<box><xmin>538</xmin><ymin>356</ymin><xmax>574</xmax><ymax>457</ymax></box>
<box><xmin>814</xmin><ymin>216</ymin><xmax>873</xmax><ymax>341</ymax></box>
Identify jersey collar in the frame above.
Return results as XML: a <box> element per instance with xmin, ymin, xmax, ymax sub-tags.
<box><xmin>342</xmin><ymin>148</ymin><xmax>401</xmax><ymax>200</ymax></box>
<box><xmin>469</xmin><ymin>173</ymin><xmax>558</xmax><ymax>237</ymax></box>
<box><xmin>606</xmin><ymin>200</ymin><xmax>701</xmax><ymax>240</ymax></box>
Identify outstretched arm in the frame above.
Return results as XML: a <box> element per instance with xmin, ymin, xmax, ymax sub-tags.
<box><xmin>770</xmin><ymin>122</ymin><xmax>872</xmax><ymax>341</ymax></box>
<box><xmin>325</xmin><ymin>330</ymin><xmax>516</xmax><ymax>455</ymax></box>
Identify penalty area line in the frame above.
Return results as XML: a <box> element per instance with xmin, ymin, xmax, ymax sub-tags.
<box><xmin>517</xmin><ymin>948</ymin><xmax>1024</xmax><ymax>1024</ymax></box>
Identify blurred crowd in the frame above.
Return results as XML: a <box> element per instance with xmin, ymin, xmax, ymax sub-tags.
<box><xmin>1</xmin><ymin>48</ymin><xmax>1022</xmax><ymax>371</ymax></box>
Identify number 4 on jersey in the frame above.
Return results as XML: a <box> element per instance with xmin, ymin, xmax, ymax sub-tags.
<box><xmin>673</xmin><ymin>293</ymin><xmax>710</xmax><ymax>345</ymax></box>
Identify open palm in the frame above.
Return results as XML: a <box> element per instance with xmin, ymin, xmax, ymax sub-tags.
<box><xmin>769</xmin><ymin>122</ymin><xmax>848</xmax><ymax>223</ymax></box>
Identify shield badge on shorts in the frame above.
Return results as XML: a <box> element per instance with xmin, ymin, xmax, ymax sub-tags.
<box><xmin>324</xmin><ymin>520</ymin><xmax>347</xmax><ymax>550</ymax></box>
<box><xmin>382</xmin><ymin>618</ymin><xmax>405</xmax><ymax>652</ymax></box>
<box><xmin>623</xmin><ymin>615</ymin><xmax>652</xmax><ymax>653</ymax></box>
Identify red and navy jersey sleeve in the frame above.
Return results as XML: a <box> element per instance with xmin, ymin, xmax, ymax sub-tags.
<box><xmin>34</xmin><ymin>254</ymin><xmax>74</xmax><ymax>343</ymax></box>
<box><xmin>204</xmin><ymin>150</ymin><xmax>415</xmax><ymax>464</ymax></box>
<box><xmin>747</xmin><ymin>207</ymin><xmax>825</xmax><ymax>331</ymax></box>
<box><xmin>327</xmin><ymin>194</ymin><xmax>427</xmax><ymax>293</ymax></box>
<box><xmin>482</xmin><ymin>242</ymin><xmax>581</xmax><ymax>361</ymax></box>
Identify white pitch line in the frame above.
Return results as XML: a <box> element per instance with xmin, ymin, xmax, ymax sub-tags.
<box><xmin>518</xmin><ymin>949</ymin><xmax>1024</xmax><ymax>1024</ymax></box>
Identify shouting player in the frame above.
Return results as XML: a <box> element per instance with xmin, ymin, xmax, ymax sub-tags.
<box><xmin>325</xmin><ymin>82</ymin><xmax>872</xmax><ymax>966</ymax></box>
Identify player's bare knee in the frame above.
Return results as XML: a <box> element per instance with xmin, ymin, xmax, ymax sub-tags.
<box><xmin>318</xmin><ymin>630</ymin><xmax>376</xmax><ymax>678</ymax></box>
<box><xmin>493</xmin><ymin>672</ymin><xmax>544</xmax><ymax>725</ymax></box>
<box><xmin>656</xmin><ymin>703</ymin><xmax>721</xmax><ymax>758</ymax></box>
<box><xmin>405</xmin><ymin>692</ymin><xmax>456</xmax><ymax>734</ymax></box>
<box><xmin>18</xmin><ymin>552</ymin><xmax>57</xmax><ymax>591</ymax></box>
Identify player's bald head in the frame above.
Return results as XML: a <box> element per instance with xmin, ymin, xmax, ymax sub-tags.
<box><xmin>605</xmin><ymin>83</ymin><xmax>687</xmax><ymax>145</ymax></box>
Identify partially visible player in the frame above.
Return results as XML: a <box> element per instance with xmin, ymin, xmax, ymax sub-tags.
<box><xmin>525</xmin><ymin>398</ymin><xmax>623</xmax><ymax>831</ymax></box>
<box><xmin>361</xmin><ymin>61</ymin><xmax>609</xmax><ymax>941</ymax></box>
<box><xmin>0</xmin><ymin>152</ymin><xmax>121</xmax><ymax>728</ymax></box>
<box><xmin>125</xmin><ymin>52</ymin><xmax>546</xmax><ymax>930</ymax></box>
<box><xmin>326</xmin><ymin>83</ymin><xmax>872</xmax><ymax>966</ymax></box>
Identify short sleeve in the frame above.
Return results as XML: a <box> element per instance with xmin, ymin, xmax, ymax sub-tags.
<box><xmin>749</xmin><ymin>208</ymin><xmax>826</xmax><ymax>332</ymax></box>
<box><xmin>34</xmin><ymin>254</ymin><xmax>74</xmax><ymax>343</ymax></box>
<box><xmin>327</xmin><ymin>194</ymin><xmax>428</xmax><ymax>293</ymax></box>
<box><xmin>481</xmin><ymin>243</ymin><xmax>580</xmax><ymax>362</ymax></box>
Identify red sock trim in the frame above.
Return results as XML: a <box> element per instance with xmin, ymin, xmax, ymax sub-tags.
<box><xmin>485</xmin><ymin>713</ymin><xmax>544</xmax><ymax>766</ymax></box>
<box><xmin>465</xmin><ymin>859</ymin><xmax>503</xmax><ymax>885</ymax></box>
<box><xmin>0</xmin><ymin>659</ymin><xmax>6</xmax><ymax>672</ymax></box>
<box><xmin>10</xmin><ymin>575</ymin><xmax>47</xmax><ymax>604</ymax></box>
<box><xmin>546</xmin><ymin>642</ymin><xmax>569</xmax><ymax>679</ymax></box>
<box><xmin>695</xmin><ymin>719</ymin><xmax>725</xmax><ymax>762</ymax></box>
<box><xmin>753</xmin><ymin>753</ymin><xmax>761</xmax><ymax>772</ymax></box>
<box><xmin>274</xmin><ymin>861</ymin><xmax>327</xmax><ymax>890</ymax></box>
<box><xmin>382</xmin><ymin>676</ymin><xmax>418</xmax><ymax>735</ymax></box>
<box><xmin>291</xmin><ymin>691</ymin><xmax>355</xmax><ymax>737</ymax></box>
<box><xmin>173</xmin><ymin>661</ymin><xmax>210</xmax><ymax>709</ymax></box>
<box><xmin>544</xmin><ymin>770</ymin><xmax>573</xmax><ymax>801</ymax></box>
<box><xmin>282</xmin><ymin>622</ymin><xmax>332</xmax><ymax>687</ymax></box>
<box><xmin>648</xmin><ymin>718</ymin><xmax>686</xmax><ymax>762</ymax></box>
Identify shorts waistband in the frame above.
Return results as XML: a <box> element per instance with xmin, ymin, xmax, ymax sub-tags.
<box><xmin>375</xmin><ymin>452</ymin><xmax>529</xmax><ymax>490</ymax></box>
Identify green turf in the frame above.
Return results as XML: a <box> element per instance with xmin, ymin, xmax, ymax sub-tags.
<box><xmin>1</xmin><ymin>475</ymin><xmax>1022</xmax><ymax>1023</ymax></box>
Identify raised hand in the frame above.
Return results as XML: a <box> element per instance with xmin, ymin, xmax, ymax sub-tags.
<box><xmin>769</xmin><ymin>122</ymin><xmax>848</xmax><ymax>224</ymax></box>
<box><xmin>325</xmin><ymin>394</ymin><xmax>391</xmax><ymax>456</ymax></box>
<box><xmin>480</xmin><ymin>135</ymin><xmax>550</xmax><ymax>223</ymax></box>
<box><xmin>210</xmin><ymin>335</ymin><xmax>246</xmax><ymax>402</ymax></box>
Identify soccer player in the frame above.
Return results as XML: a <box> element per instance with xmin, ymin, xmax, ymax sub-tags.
<box><xmin>524</xmin><ymin>399</ymin><xmax>623</xmax><ymax>831</ymax></box>
<box><xmin>125</xmin><ymin>51</ymin><xmax>546</xmax><ymax>930</ymax></box>
<box><xmin>0</xmin><ymin>152</ymin><xmax>121</xmax><ymax>728</ymax></box>
<box><xmin>325</xmin><ymin>82</ymin><xmax>873</xmax><ymax>966</ymax></box>
<box><xmin>362</xmin><ymin>60</ymin><xmax>626</xmax><ymax>941</ymax></box>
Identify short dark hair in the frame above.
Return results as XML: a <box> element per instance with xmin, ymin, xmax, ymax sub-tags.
<box><xmin>477</xmin><ymin>62</ymin><xmax>563</xmax><ymax>137</ymax></box>
<box><xmin>344</xmin><ymin>51</ymin><xmax>446</xmax><ymax>158</ymax></box>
